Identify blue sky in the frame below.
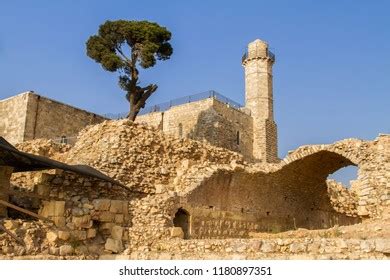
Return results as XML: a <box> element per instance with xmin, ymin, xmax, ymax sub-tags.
<box><xmin>1</xmin><ymin>1</ymin><xmax>389</xmax><ymax>183</ymax></box>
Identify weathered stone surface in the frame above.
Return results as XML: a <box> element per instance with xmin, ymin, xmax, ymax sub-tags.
<box><xmin>59</xmin><ymin>245</ymin><xmax>74</xmax><ymax>256</ymax></box>
<box><xmin>39</xmin><ymin>201</ymin><xmax>65</xmax><ymax>217</ymax></box>
<box><xmin>111</xmin><ymin>225</ymin><xmax>124</xmax><ymax>240</ymax></box>
<box><xmin>170</xmin><ymin>227</ymin><xmax>184</xmax><ymax>239</ymax></box>
<box><xmin>87</xmin><ymin>228</ymin><xmax>97</xmax><ymax>239</ymax></box>
<box><xmin>93</xmin><ymin>199</ymin><xmax>111</xmax><ymax>211</ymax></box>
<box><xmin>71</xmin><ymin>230</ymin><xmax>87</xmax><ymax>241</ymax></box>
<box><xmin>105</xmin><ymin>238</ymin><xmax>123</xmax><ymax>253</ymax></box>
<box><xmin>72</xmin><ymin>215</ymin><xmax>92</xmax><ymax>229</ymax></box>
<box><xmin>375</xmin><ymin>239</ymin><xmax>390</xmax><ymax>253</ymax></box>
<box><xmin>110</xmin><ymin>200</ymin><xmax>124</xmax><ymax>214</ymax></box>
<box><xmin>46</xmin><ymin>231</ymin><xmax>58</xmax><ymax>243</ymax></box>
<box><xmin>58</xmin><ymin>230</ymin><xmax>70</xmax><ymax>241</ymax></box>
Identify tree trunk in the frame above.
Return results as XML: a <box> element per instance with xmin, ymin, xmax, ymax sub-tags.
<box><xmin>128</xmin><ymin>102</ymin><xmax>140</xmax><ymax>121</ymax></box>
<box><xmin>127</xmin><ymin>84</ymin><xmax>158</xmax><ymax>121</ymax></box>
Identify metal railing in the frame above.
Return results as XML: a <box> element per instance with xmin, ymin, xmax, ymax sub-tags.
<box><xmin>242</xmin><ymin>50</ymin><xmax>275</xmax><ymax>63</ymax></box>
<box><xmin>105</xmin><ymin>90</ymin><xmax>243</xmax><ymax>120</ymax></box>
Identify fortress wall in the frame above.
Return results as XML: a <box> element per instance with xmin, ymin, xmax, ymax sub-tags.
<box><xmin>24</xmin><ymin>93</ymin><xmax>106</xmax><ymax>141</ymax></box>
<box><xmin>0</xmin><ymin>93</ymin><xmax>29</xmax><ymax>144</ymax></box>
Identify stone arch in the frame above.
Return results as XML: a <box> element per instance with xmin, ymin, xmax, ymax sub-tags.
<box><xmin>173</xmin><ymin>208</ymin><xmax>190</xmax><ymax>239</ymax></box>
<box><xmin>178</xmin><ymin>148</ymin><xmax>363</xmax><ymax>238</ymax></box>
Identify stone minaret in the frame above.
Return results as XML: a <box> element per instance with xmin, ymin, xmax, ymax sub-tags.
<box><xmin>242</xmin><ymin>39</ymin><xmax>278</xmax><ymax>162</ymax></box>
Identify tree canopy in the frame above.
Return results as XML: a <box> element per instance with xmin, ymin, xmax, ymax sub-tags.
<box><xmin>86</xmin><ymin>20</ymin><xmax>173</xmax><ymax>120</ymax></box>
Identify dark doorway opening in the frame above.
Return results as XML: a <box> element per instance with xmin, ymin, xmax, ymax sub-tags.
<box><xmin>173</xmin><ymin>208</ymin><xmax>190</xmax><ymax>239</ymax></box>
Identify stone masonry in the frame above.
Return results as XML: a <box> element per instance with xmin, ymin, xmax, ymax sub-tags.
<box><xmin>0</xmin><ymin>91</ymin><xmax>106</xmax><ymax>145</ymax></box>
<box><xmin>1</xmin><ymin>39</ymin><xmax>279</xmax><ymax>163</ymax></box>
<box><xmin>0</xmin><ymin>39</ymin><xmax>388</xmax><ymax>260</ymax></box>
<box><xmin>136</xmin><ymin>38</ymin><xmax>280</xmax><ymax>163</ymax></box>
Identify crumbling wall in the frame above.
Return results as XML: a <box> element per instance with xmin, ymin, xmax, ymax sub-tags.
<box><xmin>64</xmin><ymin>120</ymin><xmax>243</xmax><ymax>193</ymax></box>
<box><xmin>3</xmin><ymin>169</ymin><xmax>140</xmax><ymax>257</ymax></box>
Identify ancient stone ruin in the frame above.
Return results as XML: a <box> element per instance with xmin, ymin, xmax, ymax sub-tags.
<box><xmin>0</xmin><ymin>39</ymin><xmax>389</xmax><ymax>260</ymax></box>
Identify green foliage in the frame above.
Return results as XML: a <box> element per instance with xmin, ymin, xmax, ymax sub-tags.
<box><xmin>86</xmin><ymin>20</ymin><xmax>173</xmax><ymax>120</ymax></box>
<box><xmin>86</xmin><ymin>20</ymin><xmax>172</xmax><ymax>71</ymax></box>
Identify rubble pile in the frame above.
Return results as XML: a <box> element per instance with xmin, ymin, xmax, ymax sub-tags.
<box><xmin>64</xmin><ymin>120</ymin><xmax>243</xmax><ymax>193</ymax></box>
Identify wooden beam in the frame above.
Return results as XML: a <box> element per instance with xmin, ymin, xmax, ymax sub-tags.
<box><xmin>0</xmin><ymin>199</ymin><xmax>53</xmax><ymax>224</ymax></box>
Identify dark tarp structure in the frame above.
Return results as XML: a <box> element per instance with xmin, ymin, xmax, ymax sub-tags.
<box><xmin>0</xmin><ymin>137</ymin><xmax>126</xmax><ymax>188</ymax></box>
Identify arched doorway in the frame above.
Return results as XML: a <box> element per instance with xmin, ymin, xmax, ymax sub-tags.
<box><xmin>173</xmin><ymin>208</ymin><xmax>190</xmax><ymax>239</ymax></box>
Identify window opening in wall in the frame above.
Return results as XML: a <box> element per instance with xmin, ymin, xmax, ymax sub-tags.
<box><xmin>60</xmin><ymin>136</ymin><xmax>68</xmax><ymax>144</ymax></box>
<box><xmin>173</xmin><ymin>208</ymin><xmax>190</xmax><ymax>239</ymax></box>
<box><xmin>178</xmin><ymin>123</ymin><xmax>183</xmax><ymax>138</ymax></box>
<box><xmin>266</xmin><ymin>211</ymin><xmax>270</xmax><ymax>216</ymax></box>
<box><xmin>327</xmin><ymin>166</ymin><xmax>358</xmax><ymax>188</ymax></box>
<box><xmin>236</xmin><ymin>131</ymin><xmax>240</xmax><ymax>145</ymax></box>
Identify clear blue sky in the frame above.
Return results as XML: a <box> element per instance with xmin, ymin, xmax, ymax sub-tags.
<box><xmin>0</xmin><ymin>1</ymin><xmax>389</xmax><ymax>182</ymax></box>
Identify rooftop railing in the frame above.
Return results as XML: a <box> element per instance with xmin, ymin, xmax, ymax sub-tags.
<box><xmin>104</xmin><ymin>90</ymin><xmax>243</xmax><ymax>120</ymax></box>
<box><xmin>242</xmin><ymin>50</ymin><xmax>275</xmax><ymax>63</ymax></box>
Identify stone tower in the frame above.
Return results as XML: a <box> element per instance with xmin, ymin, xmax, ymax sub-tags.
<box><xmin>242</xmin><ymin>39</ymin><xmax>278</xmax><ymax>162</ymax></box>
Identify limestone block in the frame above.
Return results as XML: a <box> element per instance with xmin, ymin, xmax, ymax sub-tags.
<box><xmin>261</xmin><ymin>242</ymin><xmax>275</xmax><ymax>253</ymax></box>
<box><xmin>71</xmin><ymin>230</ymin><xmax>87</xmax><ymax>241</ymax></box>
<box><xmin>115</xmin><ymin>214</ymin><xmax>124</xmax><ymax>224</ymax></box>
<box><xmin>72</xmin><ymin>207</ymin><xmax>85</xmax><ymax>217</ymax></box>
<box><xmin>39</xmin><ymin>201</ymin><xmax>65</xmax><ymax>217</ymax></box>
<box><xmin>72</xmin><ymin>215</ymin><xmax>92</xmax><ymax>229</ymax></box>
<box><xmin>170</xmin><ymin>227</ymin><xmax>184</xmax><ymax>239</ymax></box>
<box><xmin>111</xmin><ymin>225</ymin><xmax>124</xmax><ymax>240</ymax></box>
<box><xmin>93</xmin><ymin>199</ymin><xmax>111</xmax><ymax>211</ymax></box>
<box><xmin>59</xmin><ymin>245</ymin><xmax>74</xmax><ymax>256</ymax></box>
<box><xmin>33</xmin><ymin>172</ymin><xmax>52</xmax><ymax>184</ymax></box>
<box><xmin>97</xmin><ymin>211</ymin><xmax>116</xmax><ymax>222</ymax></box>
<box><xmin>49</xmin><ymin>246</ymin><xmax>59</xmax><ymax>256</ymax></box>
<box><xmin>110</xmin><ymin>200</ymin><xmax>124</xmax><ymax>213</ymax></box>
<box><xmin>289</xmin><ymin>243</ymin><xmax>307</xmax><ymax>253</ymax></box>
<box><xmin>375</xmin><ymin>239</ymin><xmax>390</xmax><ymax>253</ymax></box>
<box><xmin>46</xmin><ymin>231</ymin><xmax>58</xmax><ymax>243</ymax></box>
<box><xmin>75</xmin><ymin>245</ymin><xmax>89</xmax><ymax>255</ymax></box>
<box><xmin>58</xmin><ymin>230</ymin><xmax>70</xmax><ymax>241</ymax></box>
<box><xmin>87</xmin><ymin>228</ymin><xmax>97</xmax><ymax>239</ymax></box>
<box><xmin>155</xmin><ymin>184</ymin><xmax>166</xmax><ymax>194</ymax></box>
<box><xmin>105</xmin><ymin>238</ymin><xmax>123</xmax><ymax>253</ymax></box>
<box><xmin>52</xmin><ymin>216</ymin><xmax>66</xmax><ymax>227</ymax></box>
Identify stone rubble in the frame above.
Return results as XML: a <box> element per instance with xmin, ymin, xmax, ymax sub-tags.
<box><xmin>1</xmin><ymin>120</ymin><xmax>389</xmax><ymax>260</ymax></box>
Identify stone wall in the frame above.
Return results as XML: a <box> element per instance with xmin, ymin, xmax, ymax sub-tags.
<box><xmin>137</xmin><ymin>98</ymin><xmax>254</xmax><ymax>160</ymax></box>
<box><xmin>160</xmin><ymin>135</ymin><xmax>389</xmax><ymax>242</ymax></box>
<box><xmin>24</xmin><ymin>93</ymin><xmax>106</xmax><ymax>142</ymax></box>
<box><xmin>5</xmin><ymin>169</ymin><xmax>139</xmax><ymax>257</ymax></box>
<box><xmin>0</xmin><ymin>92</ymin><xmax>106</xmax><ymax>145</ymax></box>
<box><xmin>0</xmin><ymin>93</ymin><xmax>29</xmax><ymax>144</ymax></box>
<box><xmin>127</xmin><ymin>236</ymin><xmax>390</xmax><ymax>260</ymax></box>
